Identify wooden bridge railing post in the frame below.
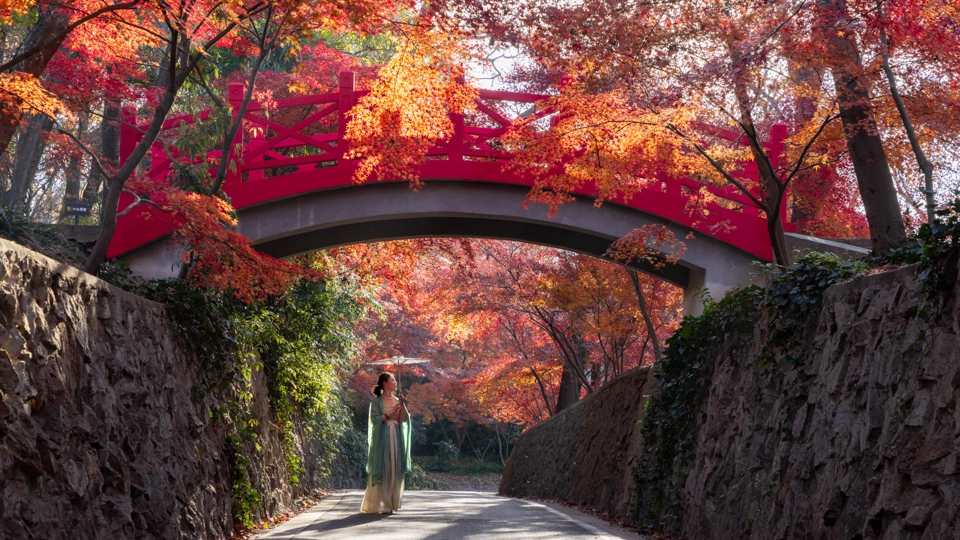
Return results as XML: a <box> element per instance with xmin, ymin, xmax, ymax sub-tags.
<box><xmin>225</xmin><ymin>83</ymin><xmax>245</xmax><ymax>186</ymax></box>
<box><xmin>449</xmin><ymin>74</ymin><xmax>465</xmax><ymax>162</ymax></box>
<box><xmin>248</xmin><ymin>120</ymin><xmax>264</xmax><ymax>182</ymax></box>
<box><xmin>119</xmin><ymin>106</ymin><xmax>140</xmax><ymax>169</ymax></box>
<box><xmin>337</xmin><ymin>71</ymin><xmax>355</xmax><ymax>159</ymax></box>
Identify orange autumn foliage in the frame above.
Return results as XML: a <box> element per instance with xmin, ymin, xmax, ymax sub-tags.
<box><xmin>348</xmin><ymin>239</ymin><xmax>682</xmax><ymax>428</ymax></box>
<box><xmin>345</xmin><ymin>27</ymin><xmax>478</xmax><ymax>188</ymax></box>
<box><xmin>127</xmin><ymin>178</ymin><xmax>321</xmax><ymax>302</ymax></box>
<box><xmin>0</xmin><ymin>0</ymin><xmax>32</xmax><ymax>18</ymax></box>
<box><xmin>0</xmin><ymin>72</ymin><xmax>72</xmax><ymax>125</ymax></box>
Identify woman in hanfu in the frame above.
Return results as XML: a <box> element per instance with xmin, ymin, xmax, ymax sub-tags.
<box><xmin>361</xmin><ymin>373</ymin><xmax>412</xmax><ymax>514</ymax></box>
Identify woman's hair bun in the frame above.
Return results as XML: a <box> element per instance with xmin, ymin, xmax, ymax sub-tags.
<box><xmin>372</xmin><ymin>372</ymin><xmax>390</xmax><ymax>397</ymax></box>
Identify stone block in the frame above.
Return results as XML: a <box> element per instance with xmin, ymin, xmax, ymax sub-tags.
<box><xmin>904</xmin><ymin>489</ymin><xmax>939</xmax><ymax>530</ymax></box>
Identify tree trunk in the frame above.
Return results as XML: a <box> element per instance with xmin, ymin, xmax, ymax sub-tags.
<box><xmin>62</xmin><ymin>153</ymin><xmax>83</xmax><ymax>204</ymax></box>
<box><xmin>493</xmin><ymin>417</ymin><xmax>506</xmax><ymax>466</ymax></box>
<box><xmin>84</xmin><ymin>80</ymin><xmax>178</xmax><ymax>273</ymax></box>
<box><xmin>84</xmin><ymin>34</ymin><xmax>183</xmax><ymax>274</ymax></box>
<box><xmin>574</xmin><ymin>331</ymin><xmax>590</xmax><ymax>383</ymax></box>
<box><xmin>1</xmin><ymin>113</ymin><xmax>53</xmax><ymax>210</ymax></box>
<box><xmin>82</xmin><ymin>101</ymin><xmax>120</xmax><ymax>220</ymax></box>
<box><xmin>537</xmin><ymin>309</ymin><xmax>594</xmax><ymax>393</ymax></box>
<box><xmin>61</xmin><ymin>118</ymin><xmax>87</xmax><ymax>213</ymax></box>
<box><xmin>555</xmin><ymin>363</ymin><xmax>580</xmax><ymax>413</ymax></box>
<box><xmin>0</xmin><ymin>5</ymin><xmax>70</xmax><ymax>154</ymax></box>
<box><xmin>208</xmin><ymin>51</ymin><xmax>267</xmax><ymax>196</ymax></box>
<box><xmin>81</xmin><ymin>155</ymin><xmax>101</xmax><ymax>206</ymax></box>
<box><xmin>729</xmin><ymin>45</ymin><xmax>792</xmax><ymax>266</ymax></box>
<box><xmin>765</xmin><ymin>208</ymin><xmax>790</xmax><ymax>266</ymax></box>
<box><xmin>627</xmin><ymin>268</ymin><xmax>662</xmax><ymax>362</ymax></box>
<box><xmin>528</xmin><ymin>366</ymin><xmax>553</xmax><ymax>417</ymax></box>
<box><xmin>877</xmin><ymin>9</ymin><xmax>935</xmax><ymax>222</ymax></box>
<box><xmin>786</xmin><ymin>62</ymin><xmax>822</xmax><ymax>225</ymax></box>
<box><xmin>818</xmin><ymin>0</ymin><xmax>906</xmax><ymax>251</ymax></box>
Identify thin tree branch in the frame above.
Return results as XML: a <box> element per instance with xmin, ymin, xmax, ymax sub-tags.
<box><xmin>57</xmin><ymin>128</ymin><xmax>108</xmax><ymax>181</ymax></box>
<box><xmin>0</xmin><ymin>1</ymin><xmax>141</xmax><ymax>74</ymax></box>
<box><xmin>666</xmin><ymin>123</ymin><xmax>768</xmax><ymax>210</ymax></box>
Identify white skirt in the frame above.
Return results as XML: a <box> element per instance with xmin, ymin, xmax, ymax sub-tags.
<box><xmin>360</xmin><ymin>421</ymin><xmax>405</xmax><ymax>513</ymax></box>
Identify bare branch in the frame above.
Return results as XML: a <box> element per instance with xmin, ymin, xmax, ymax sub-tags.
<box><xmin>57</xmin><ymin>128</ymin><xmax>109</xmax><ymax>181</ymax></box>
<box><xmin>666</xmin><ymin>123</ymin><xmax>767</xmax><ymax>210</ymax></box>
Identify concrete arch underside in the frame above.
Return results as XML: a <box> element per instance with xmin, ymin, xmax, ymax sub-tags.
<box><xmin>124</xmin><ymin>181</ymin><xmax>764</xmax><ymax>315</ymax></box>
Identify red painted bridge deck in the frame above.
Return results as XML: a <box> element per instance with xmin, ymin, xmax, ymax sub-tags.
<box><xmin>108</xmin><ymin>72</ymin><xmax>795</xmax><ymax>262</ymax></box>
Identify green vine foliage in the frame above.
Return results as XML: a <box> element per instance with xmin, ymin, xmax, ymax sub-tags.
<box><xmin>319</xmin><ymin>425</ymin><xmax>369</xmax><ymax>487</ymax></box>
<box><xmin>634</xmin><ymin>286</ymin><xmax>763</xmax><ymax>529</ymax></box>
<box><xmin>881</xmin><ymin>197</ymin><xmax>960</xmax><ymax>301</ymax></box>
<box><xmin>100</xmin><ymin>263</ymin><xmax>376</xmax><ymax>522</ymax></box>
<box><xmin>167</xmin><ymin>107</ymin><xmax>235</xmax><ymax>196</ymax></box>
<box><xmin>634</xmin><ymin>252</ymin><xmax>871</xmax><ymax>530</ymax></box>
<box><xmin>226</xmin><ymin>434</ymin><xmax>262</xmax><ymax>529</ymax></box>
<box><xmin>758</xmin><ymin>252</ymin><xmax>868</xmax><ymax>367</ymax></box>
<box><xmin>238</xmin><ymin>271</ymin><xmax>375</xmax><ymax>482</ymax></box>
<box><xmin>406</xmin><ymin>462</ymin><xmax>444</xmax><ymax>490</ymax></box>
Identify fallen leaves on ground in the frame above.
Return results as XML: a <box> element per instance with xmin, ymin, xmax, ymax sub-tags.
<box><xmin>228</xmin><ymin>488</ymin><xmax>332</xmax><ymax>539</ymax></box>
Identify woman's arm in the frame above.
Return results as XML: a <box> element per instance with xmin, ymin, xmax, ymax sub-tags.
<box><xmin>398</xmin><ymin>395</ymin><xmax>409</xmax><ymax>423</ymax></box>
<box><xmin>383</xmin><ymin>398</ymin><xmax>398</xmax><ymax>423</ymax></box>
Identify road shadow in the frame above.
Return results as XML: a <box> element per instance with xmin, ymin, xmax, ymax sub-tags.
<box><xmin>298</xmin><ymin>511</ymin><xmax>391</xmax><ymax>533</ymax></box>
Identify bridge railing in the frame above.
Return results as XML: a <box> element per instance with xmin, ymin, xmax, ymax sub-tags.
<box><xmin>111</xmin><ymin>71</ymin><xmax>795</xmax><ymax>260</ymax></box>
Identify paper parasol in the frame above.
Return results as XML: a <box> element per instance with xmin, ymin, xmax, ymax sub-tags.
<box><xmin>366</xmin><ymin>355</ymin><xmax>431</xmax><ymax>392</ymax></box>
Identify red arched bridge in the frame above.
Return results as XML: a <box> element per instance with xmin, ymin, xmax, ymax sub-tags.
<box><xmin>109</xmin><ymin>71</ymin><xmax>800</xmax><ymax>311</ymax></box>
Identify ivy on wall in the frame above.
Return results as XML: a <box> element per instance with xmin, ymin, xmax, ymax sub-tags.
<box><xmin>99</xmin><ymin>260</ymin><xmax>376</xmax><ymax>528</ymax></box>
<box><xmin>634</xmin><ymin>253</ymin><xmax>873</xmax><ymax>529</ymax></box>
<box><xmin>633</xmin><ymin>285</ymin><xmax>763</xmax><ymax>528</ymax></box>
<box><xmin>881</xmin><ymin>197</ymin><xmax>960</xmax><ymax>306</ymax></box>
<box><xmin>242</xmin><ymin>273</ymin><xmax>374</xmax><ymax>484</ymax></box>
<box><xmin>633</xmin><ymin>198</ymin><xmax>960</xmax><ymax>532</ymax></box>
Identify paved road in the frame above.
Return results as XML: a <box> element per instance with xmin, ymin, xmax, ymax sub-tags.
<box><xmin>256</xmin><ymin>490</ymin><xmax>642</xmax><ymax>540</ymax></box>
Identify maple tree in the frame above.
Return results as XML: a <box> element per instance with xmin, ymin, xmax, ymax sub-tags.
<box><xmin>457</xmin><ymin>1</ymin><xmax>852</xmax><ymax>263</ymax></box>
<box><xmin>0</xmin><ymin>0</ymin><xmax>141</xmax><ymax>157</ymax></box>
<box><xmin>81</xmin><ymin>0</ymin><xmax>303</xmax><ymax>273</ymax></box>
<box><xmin>123</xmin><ymin>177</ymin><xmax>321</xmax><ymax>302</ymax></box>
<box><xmin>427</xmin><ymin>0</ymin><xmax>959</xmax><ymax>254</ymax></box>
<box><xmin>812</xmin><ymin>0</ymin><xmax>907</xmax><ymax>248</ymax></box>
<box><xmin>1</xmin><ymin>0</ymin><xmax>956</xmax><ymax>316</ymax></box>
<box><xmin>864</xmin><ymin>0</ymin><xmax>960</xmax><ymax>223</ymax></box>
<box><xmin>3</xmin><ymin>0</ymin><xmax>958</xmax><ymax>283</ymax></box>
<box><xmin>346</xmin><ymin>239</ymin><xmax>682</xmax><ymax>431</ymax></box>
<box><xmin>0</xmin><ymin>0</ymin><xmax>423</xmax><ymax>290</ymax></box>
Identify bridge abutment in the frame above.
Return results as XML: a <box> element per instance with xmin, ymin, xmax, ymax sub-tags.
<box><xmin>122</xmin><ymin>238</ymin><xmax>184</xmax><ymax>279</ymax></box>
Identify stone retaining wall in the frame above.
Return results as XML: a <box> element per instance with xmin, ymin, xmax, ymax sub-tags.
<box><xmin>501</xmin><ymin>254</ymin><xmax>960</xmax><ymax>539</ymax></box>
<box><xmin>680</xmin><ymin>259</ymin><xmax>960</xmax><ymax>539</ymax></box>
<box><xmin>499</xmin><ymin>366</ymin><xmax>654</xmax><ymax>519</ymax></box>
<box><xmin>0</xmin><ymin>239</ymin><xmax>311</xmax><ymax>539</ymax></box>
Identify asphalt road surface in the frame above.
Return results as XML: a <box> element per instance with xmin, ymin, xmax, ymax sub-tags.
<box><xmin>256</xmin><ymin>490</ymin><xmax>642</xmax><ymax>540</ymax></box>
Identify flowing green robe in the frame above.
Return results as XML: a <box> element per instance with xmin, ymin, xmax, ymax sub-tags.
<box><xmin>366</xmin><ymin>396</ymin><xmax>412</xmax><ymax>486</ymax></box>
